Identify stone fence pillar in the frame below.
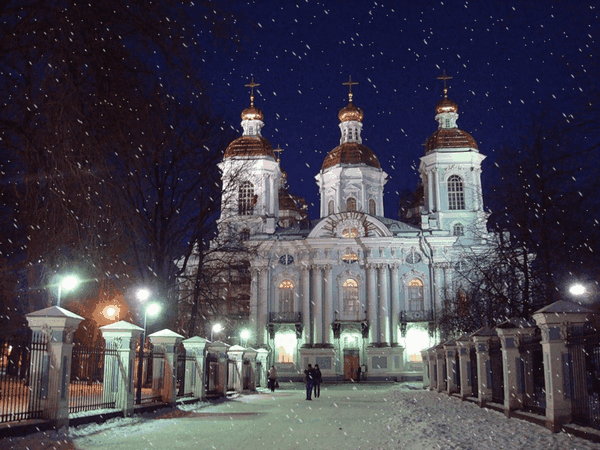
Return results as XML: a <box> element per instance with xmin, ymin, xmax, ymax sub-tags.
<box><xmin>100</xmin><ymin>321</ymin><xmax>143</xmax><ymax>417</ymax></box>
<box><xmin>435</xmin><ymin>344</ymin><xmax>446</xmax><ymax>393</ymax></box>
<box><xmin>255</xmin><ymin>348</ymin><xmax>269</xmax><ymax>388</ymax></box>
<box><xmin>427</xmin><ymin>348</ymin><xmax>437</xmax><ymax>390</ymax></box>
<box><xmin>182</xmin><ymin>336</ymin><xmax>208</xmax><ymax>400</ymax></box>
<box><xmin>471</xmin><ymin>327</ymin><xmax>497</xmax><ymax>406</ymax></box>
<box><xmin>26</xmin><ymin>306</ymin><xmax>84</xmax><ymax>428</ymax></box>
<box><xmin>496</xmin><ymin>320</ymin><xmax>536</xmax><ymax>417</ymax></box>
<box><xmin>227</xmin><ymin>345</ymin><xmax>245</xmax><ymax>393</ymax></box>
<box><xmin>456</xmin><ymin>334</ymin><xmax>473</xmax><ymax>400</ymax></box>
<box><xmin>420</xmin><ymin>349</ymin><xmax>430</xmax><ymax>389</ymax></box>
<box><xmin>148</xmin><ymin>329</ymin><xmax>183</xmax><ymax>407</ymax></box>
<box><xmin>533</xmin><ymin>300</ymin><xmax>594</xmax><ymax>432</ymax></box>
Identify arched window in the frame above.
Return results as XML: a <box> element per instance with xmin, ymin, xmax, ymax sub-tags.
<box><xmin>239</xmin><ymin>181</ymin><xmax>255</xmax><ymax>215</ymax></box>
<box><xmin>343</xmin><ymin>279</ymin><xmax>360</xmax><ymax>319</ymax></box>
<box><xmin>447</xmin><ymin>175</ymin><xmax>465</xmax><ymax>210</ymax></box>
<box><xmin>408</xmin><ymin>279</ymin><xmax>424</xmax><ymax>311</ymax></box>
<box><xmin>453</xmin><ymin>223</ymin><xmax>464</xmax><ymax>236</ymax></box>
<box><xmin>328</xmin><ymin>200</ymin><xmax>334</xmax><ymax>215</ymax></box>
<box><xmin>346</xmin><ymin>197</ymin><xmax>357</xmax><ymax>212</ymax></box>
<box><xmin>278</xmin><ymin>280</ymin><xmax>294</xmax><ymax>314</ymax></box>
<box><xmin>368</xmin><ymin>199</ymin><xmax>376</xmax><ymax>215</ymax></box>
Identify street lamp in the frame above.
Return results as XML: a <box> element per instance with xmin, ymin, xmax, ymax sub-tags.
<box><xmin>211</xmin><ymin>323</ymin><xmax>222</xmax><ymax>342</ymax></box>
<box><xmin>57</xmin><ymin>274</ymin><xmax>80</xmax><ymax>307</ymax></box>
<box><xmin>240</xmin><ymin>329</ymin><xmax>250</xmax><ymax>347</ymax></box>
<box><xmin>135</xmin><ymin>289</ymin><xmax>161</xmax><ymax>405</ymax></box>
<box><xmin>569</xmin><ymin>283</ymin><xmax>586</xmax><ymax>297</ymax></box>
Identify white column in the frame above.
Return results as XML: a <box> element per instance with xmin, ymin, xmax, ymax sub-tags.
<box><xmin>323</xmin><ymin>265</ymin><xmax>333</xmax><ymax>346</ymax></box>
<box><xmin>390</xmin><ymin>264</ymin><xmax>400</xmax><ymax>345</ymax></box>
<box><xmin>258</xmin><ymin>269</ymin><xmax>269</xmax><ymax>347</ymax></box>
<box><xmin>366</xmin><ymin>264</ymin><xmax>377</xmax><ymax>344</ymax></box>
<box><xmin>250</xmin><ymin>268</ymin><xmax>259</xmax><ymax>345</ymax></box>
<box><xmin>427</xmin><ymin>169</ymin><xmax>434</xmax><ymax>212</ymax></box>
<box><xmin>378</xmin><ymin>264</ymin><xmax>389</xmax><ymax>345</ymax></box>
<box><xmin>313</xmin><ymin>265</ymin><xmax>323</xmax><ymax>344</ymax></box>
<box><xmin>302</xmin><ymin>266</ymin><xmax>311</xmax><ymax>345</ymax></box>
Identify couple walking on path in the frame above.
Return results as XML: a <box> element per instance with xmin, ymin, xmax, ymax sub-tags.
<box><xmin>304</xmin><ymin>364</ymin><xmax>322</xmax><ymax>400</ymax></box>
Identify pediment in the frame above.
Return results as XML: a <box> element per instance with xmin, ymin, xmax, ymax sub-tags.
<box><xmin>308</xmin><ymin>211</ymin><xmax>393</xmax><ymax>239</ymax></box>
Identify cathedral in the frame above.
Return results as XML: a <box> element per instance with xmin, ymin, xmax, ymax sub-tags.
<box><xmin>182</xmin><ymin>74</ymin><xmax>490</xmax><ymax>381</ymax></box>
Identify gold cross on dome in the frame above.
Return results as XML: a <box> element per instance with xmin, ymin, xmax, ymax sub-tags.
<box><xmin>436</xmin><ymin>70</ymin><xmax>452</xmax><ymax>98</ymax></box>
<box><xmin>244</xmin><ymin>77</ymin><xmax>260</xmax><ymax>105</ymax></box>
<box><xmin>342</xmin><ymin>75</ymin><xmax>359</xmax><ymax>102</ymax></box>
<box><xmin>274</xmin><ymin>145</ymin><xmax>284</xmax><ymax>162</ymax></box>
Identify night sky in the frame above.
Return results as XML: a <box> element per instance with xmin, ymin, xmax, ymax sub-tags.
<box><xmin>199</xmin><ymin>0</ymin><xmax>598</xmax><ymax>220</ymax></box>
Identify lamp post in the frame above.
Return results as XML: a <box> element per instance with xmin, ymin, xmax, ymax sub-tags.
<box><xmin>135</xmin><ymin>289</ymin><xmax>160</xmax><ymax>405</ymax></box>
<box><xmin>57</xmin><ymin>274</ymin><xmax>80</xmax><ymax>307</ymax></box>
<box><xmin>240</xmin><ymin>329</ymin><xmax>250</xmax><ymax>347</ymax></box>
<box><xmin>569</xmin><ymin>283</ymin><xmax>586</xmax><ymax>297</ymax></box>
<box><xmin>211</xmin><ymin>323</ymin><xmax>222</xmax><ymax>342</ymax></box>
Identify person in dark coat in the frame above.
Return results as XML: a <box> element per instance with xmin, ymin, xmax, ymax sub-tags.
<box><xmin>304</xmin><ymin>364</ymin><xmax>314</xmax><ymax>400</ymax></box>
<box><xmin>267</xmin><ymin>366</ymin><xmax>277</xmax><ymax>392</ymax></box>
<box><xmin>313</xmin><ymin>364</ymin><xmax>322</xmax><ymax>398</ymax></box>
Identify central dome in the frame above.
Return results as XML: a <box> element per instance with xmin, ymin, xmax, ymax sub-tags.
<box><xmin>322</xmin><ymin>142</ymin><xmax>381</xmax><ymax>170</ymax></box>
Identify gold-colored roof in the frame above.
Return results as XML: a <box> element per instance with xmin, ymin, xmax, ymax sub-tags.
<box><xmin>322</xmin><ymin>142</ymin><xmax>381</xmax><ymax>170</ymax></box>
<box><xmin>241</xmin><ymin>105</ymin><xmax>264</xmax><ymax>121</ymax></box>
<box><xmin>224</xmin><ymin>136</ymin><xmax>275</xmax><ymax>159</ymax></box>
<box><xmin>425</xmin><ymin>128</ymin><xmax>478</xmax><ymax>154</ymax></box>
<box><xmin>338</xmin><ymin>102</ymin><xmax>364</xmax><ymax>122</ymax></box>
<box><xmin>435</xmin><ymin>98</ymin><xmax>459</xmax><ymax>115</ymax></box>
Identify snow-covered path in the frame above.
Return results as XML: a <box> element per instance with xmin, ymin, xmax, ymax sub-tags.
<box><xmin>6</xmin><ymin>383</ymin><xmax>598</xmax><ymax>450</ymax></box>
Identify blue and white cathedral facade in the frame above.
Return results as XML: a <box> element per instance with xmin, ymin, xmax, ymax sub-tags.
<box><xmin>192</xmin><ymin>76</ymin><xmax>489</xmax><ymax>380</ymax></box>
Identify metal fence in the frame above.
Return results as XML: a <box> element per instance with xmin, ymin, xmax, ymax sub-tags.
<box><xmin>568</xmin><ymin>330</ymin><xmax>600</xmax><ymax>430</ymax></box>
<box><xmin>469</xmin><ymin>347</ymin><xmax>478</xmax><ymax>398</ymax></box>
<box><xmin>176</xmin><ymin>350</ymin><xmax>195</xmax><ymax>399</ymax></box>
<box><xmin>0</xmin><ymin>334</ymin><xmax>46</xmax><ymax>423</ymax></box>
<box><xmin>489</xmin><ymin>341</ymin><xmax>504</xmax><ymax>404</ymax></box>
<box><xmin>521</xmin><ymin>339</ymin><xmax>546</xmax><ymax>415</ymax></box>
<box><xmin>69</xmin><ymin>342</ymin><xmax>116</xmax><ymax>414</ymax></box>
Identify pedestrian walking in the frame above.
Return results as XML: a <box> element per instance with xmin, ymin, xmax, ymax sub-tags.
<box><xmin>313</xmin><ymin>364</ymin><xmax>322</xmax><ymax>398</ymax></box>
<box><xmin>268</xmin><ymin>366</ymin><xmax>278</xmax><ymax>392</ymax></box>
<box><xmin>304</xmin><ymin>364</ymin><xmax>314</xmax><ymax>400</ymax></box>
<box><xmin>357</xmin><ymin>365</ymin><xmax>361</xmax><ymax>382</ymax></box>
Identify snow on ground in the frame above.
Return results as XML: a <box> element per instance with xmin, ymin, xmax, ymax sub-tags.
<box><xmin>4</xmin><ymin>383</ymin><xmax>597</xmax><ymax>450</ymax></box>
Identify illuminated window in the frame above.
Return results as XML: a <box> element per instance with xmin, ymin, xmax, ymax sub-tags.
<box><xmin>342</xmin><ymin>252</ymin><xmax>358</xmax><ymax>264</ymax></box>
<box><xmin>342</xmin><ymin>227</ymin><xmax>359</xmax><ymax>238</ymax></box>
<box><xmin>343</xmin><ymin>279</ymin><xmax>360</xmax><ymax>318</ymax></box>
<box><xmin>239</xmin><ymin>181</ymin><xmax>255</xmax><ymax>215</ymax></box>
<box><xmin>328</xmin><ymin>200</ymin><xmax>334</xmax><ymax>215</ymax></box>
<box><xmin>346</xmin><ymin>197</ymin><xmax>357</xmax><ymax>212</ymax></box>
<box><xmin>408</xmin><ymin>279</ymin><xmax>424</xmax><ymax>311</ymax></box>
<box><xmin>448</xmin><ymin>175</ymin><xmax>465</xmax><ymax>210</ymax></box>
<box><xmin>278</xmin><ymin>280</ymin><xmax>294</xmax><ymax>313</ymax></box>
<box><xmin>369</xmin><ymin>199</ymin><xmax>376</xmax><ymax>215</ymax></box>
<box><xmin>453</xmin><ymin>223</ymin><xmax>464</xmax><ymax>236</ymax></box>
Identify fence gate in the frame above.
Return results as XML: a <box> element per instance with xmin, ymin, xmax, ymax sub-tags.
<box><xmin>69</xmin><ymin>341</ymin><xmax>116</xmax><ymax>414</ymax></box>
<box><xmin>0</xmin><ymin>334</ymin><xmax>46</xmax><ymax>423</ymax></box>
<box><xmin>568</xmin><ymin>331</ymin><xmax>600</xmax><ymax>430</ymax></box>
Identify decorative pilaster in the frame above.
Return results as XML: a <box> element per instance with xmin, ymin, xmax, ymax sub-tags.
<box><xmin>100</xmin><ymin>321</ymin><xmax>143</xmax><ymax>417</ymax></box>
<box><xmin>26</xmin><ymin>306</ymin><xmax>84</xmax><ymax>428</ymax></box>
<box><xmin>148</xmin><ymin>329</ymin><xmax>184</xmax><ymax>407</ymax></box>
<box><xmin>366</xmin><ymin>264</ymin><xmax>377</xmax><ymax>344</ymax></box>
<box><xmin>323</xmin><ymin>265</ymin><xmax>333</xmax><ymax>346</ymax></box>
<box><xmin>390</xmin><ymin>264</ymin><xmax>400</xmax><ymax>346</ymax></box>
<box><xmin>258</xmin><ymin>269</ymin><xmax>269</xmax><ymax>346</ymax></box>
<box><xmin>250</xmin><ymin>268</ymin><xmax>259</xmax><ymax>343</ymax></box>
<box><xmin>301</xmin><ymin>265</ymin><xmax>312</xmax><ymax>346</ymax></box>
<box><xmin>313</xmin><ymin>265</ymin><xmax>323</xmax><ymax>344</ymax></box>
<box><xmin>377</xmin><ymin>264</ymin><xmax>389</xmax><ymax>345</ymax></box>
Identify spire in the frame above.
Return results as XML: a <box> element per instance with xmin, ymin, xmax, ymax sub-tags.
<box><xmin>241</xmin><ymin>77</ymin><xmax>264</xmax><ymax>135</ymax></box>
<box><xmin>434</xmin><ymin>70</ymin><xmax>459</xmax><ymax>128</ymax></box>
<box><xmin>342</xmin><ymin>75</ymin><xmax>358</xmax><ymax>103</ymax></box>
<box><xmin>436</xmin><ymin>70</ymin><xmax>452</xmax><ymax>100</ymax></box>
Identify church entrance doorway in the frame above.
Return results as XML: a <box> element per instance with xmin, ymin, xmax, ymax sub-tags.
<box><xmin>343</xmin><ymin>349</ymin><xmax>360</xmax><ymax>381</ymax></box>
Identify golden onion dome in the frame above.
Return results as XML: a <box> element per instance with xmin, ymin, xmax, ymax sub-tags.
<box><xmin>425</xmin><ymin>128</ymin><xmax>478</xmax><ymax>154</ymax></box>
<box><xmin>224</xmin><ymin>135</ymin><xmax>275</xmax><ymax>159</ymax></box>
<box><xmin>241</xmin><ymin>105</ymin><xmax>264</xmax><ymax>121</ymax></box>
<box><xmin>435</xmin><ymin>97</ymin><xmax>459</xmax><ymax>115</ymax></box>
<box><xmin>338</xmin><ymin>102</ymin><xmax>364</xmax><ymax>123</ymax></box>
<box><xmin>322</xmin><ymin>142</ymin><xmax>381</xmax><ymax>170</ymax></box>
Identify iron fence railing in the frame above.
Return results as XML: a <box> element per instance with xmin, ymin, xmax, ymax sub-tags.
<box><xmin>0</xmin><ymin>334</ymin><xmax>46</xmax><ymax>423</ymax></box>
<box><xmin>568</xmin><ymin>331</ymin><xmax>600</xmax><ymax>430</ymax></box>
